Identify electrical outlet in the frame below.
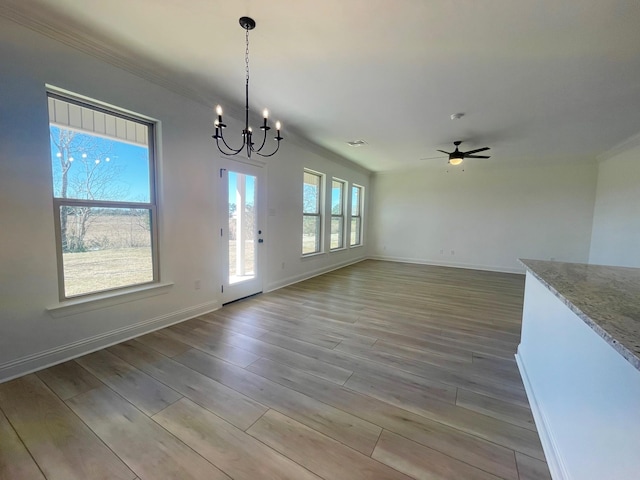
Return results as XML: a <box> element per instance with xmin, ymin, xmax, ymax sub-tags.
<box><xmin>194</xmin><ymin>279</ymin><xmax>201</xmax><ymax>290</ymax></box>
<box><xmin>450</xmin><ymin>250</ymin><xmax>455</xmax><ymax>255</ymax></box>
<box><xmin>281</xmin><ymin>262</ymin><xmax>285</xmax><ymax>270</ymax></box>
<box><xmin>440</xmin><ymin>249</ymin><xmax>444</xmax><ymax>255</ymax></box>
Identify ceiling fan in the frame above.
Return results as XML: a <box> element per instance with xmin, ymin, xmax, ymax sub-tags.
<box><xmin>436</xmin><ymin>141</ymin><xmax>491</xmax><ymax>165</ymax></box>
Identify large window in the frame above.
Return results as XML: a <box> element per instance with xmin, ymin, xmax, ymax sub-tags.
<box><xmin>350</xmin><ymin>184</ymin><xmax>364</xmax><ymax>246</ymax></box>
<box><xmin>48</xmin><ymin>92</ymin><xmax>158</xmax><ymax>299</ymax></box>
<box><xmin>330</xmin><ymin>178</ymin><xmax>346</xmax><ymax>250</ymax></box>
<box><xmin>303</xmin><ymin>169</ymin><xmax>323</xmax><ymax>255</ymax></box>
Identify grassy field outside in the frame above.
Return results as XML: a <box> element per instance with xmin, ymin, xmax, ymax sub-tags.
<box><xmin>61</xmin><ymin>212</ymin><xmax>153</xmax><ymax>297</ymax></box>
<box><xmin>63</xmin><ymin>247</ymin><xmax>153</xmax><ymax>297</ymax></box>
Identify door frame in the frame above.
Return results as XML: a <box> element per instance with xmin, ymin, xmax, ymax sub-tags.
<box><xmin>218</xmin><ymin>155</ymin><xmax>266</xmax><ymax>304</ymax></box>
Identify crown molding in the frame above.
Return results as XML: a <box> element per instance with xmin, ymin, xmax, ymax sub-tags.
<box><xmin>597</xmin><ymin>130</ymin><xmax>640</xmax><ymax>163</ymax></box>
<box><xmin>0</xmin><ymin>2</ymin><xmax>228</xmax><ymax>111</ymax></box>
<box><xmin>285</xmin><ymin>132</ymin><xmax>373</xmax><ymax>176</ymax></box>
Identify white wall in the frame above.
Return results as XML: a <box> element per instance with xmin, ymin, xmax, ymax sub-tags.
<box><xmin>369</xmin><ymin>161</ymin><xmax>597</xmax><ymax>273</ymax></box>
<box><xmin>589</xmin><ymin>136</ymin><xmax>640</xmax><ymax>267</ymax></box>
<box><xmin>0</xmin><ymin>16</ymin><xmax>369</xmax><ymax>381</ymax></box>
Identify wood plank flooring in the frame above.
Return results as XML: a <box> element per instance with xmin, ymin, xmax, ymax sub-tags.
<box><xmin>0</xmin><ymin>260</ymin><xmax>551</xmax><ymax>479</ymax></box>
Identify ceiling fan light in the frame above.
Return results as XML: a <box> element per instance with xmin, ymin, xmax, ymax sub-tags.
<box><xmin>449</xmin><ymin>157</ymin><xmax>463</xmax><ymax>166</ymax></box>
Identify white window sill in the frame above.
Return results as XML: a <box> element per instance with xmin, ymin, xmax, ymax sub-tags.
<box><xmin>301</xmin><ymin>251</ymin><xmax>325</xmax><ymax>259</ymax></box>
<box><xmin>330</xmin><ymin>247</ymin><xmax>348</xmax><ymax>253</ymax></box>
<box><xmin>349</xmin><ymin>244</ymin><xmax>364</xmax><ymax>249</ymax></box>
<box><xmin>47</xmin><ymin>282</ymin><xmax>174</xmax><ymax>318</ymax></box>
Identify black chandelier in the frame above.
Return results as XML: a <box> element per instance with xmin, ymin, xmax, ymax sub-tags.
<box><xmin>213</xmin><ymin>16</ymin><xmax>283</xmax><ymax>158</ymax></box>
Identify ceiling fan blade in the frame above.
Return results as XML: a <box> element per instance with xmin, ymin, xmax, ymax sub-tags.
<box><xmin>436</xmin><ymin>150</ymin><xmax>451</xmax><ymax>155</ymax></box>
<box><xmin>464</xmin><ymin>147</ymin><xmax>490</xmax><ymax>155</ymax></box>
<box><xmin>465</xmin><ymin>155</ymin><xmax>491</xmax><ymax>159</ymax></box>
<box><xmin>420</xmin><ymin>155</ymin><xmax>447</xmax><ymax>160</ymax></box>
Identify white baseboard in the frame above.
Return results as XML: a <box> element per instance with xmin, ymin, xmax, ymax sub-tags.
<box><xmin>265</xmin><ymin>257</ymin><xmax>367</xmax><ymax>292</ymax></box>
<box><xmin>368</xmin><ymin>254</ymin><xmax>525</xmax><ymax>275</ymax></box>
<box><xmin>265</xmin><ymin>255</ymin><xmax>521</xmax><ymax>294</ymax></box>
<box><xmin>0</xmin><ymin>300</ymin><xmax>220</xmax><ymax>384</ymax></box>
<box><xmin>515</xmin><ymin>349</ymin><xmax>568</xmax><ymax>480</ymax></box>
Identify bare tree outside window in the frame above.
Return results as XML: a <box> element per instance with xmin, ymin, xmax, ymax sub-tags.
<box><xmin>50</xmin><ymin>128</ymin><xmax>125</xmax><ymax>251</ymax></box>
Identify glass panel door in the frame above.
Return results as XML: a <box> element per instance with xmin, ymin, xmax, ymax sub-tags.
<box><xmin>221</xmin><ymin>160</ymin><xmax>264</xmax><ymax>304</ymax></box>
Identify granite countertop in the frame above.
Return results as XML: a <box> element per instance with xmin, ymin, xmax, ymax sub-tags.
<box><xmin>520</xmin><ymin>259</ymin><xmax>640</xmax><ymax>371</ymax></box>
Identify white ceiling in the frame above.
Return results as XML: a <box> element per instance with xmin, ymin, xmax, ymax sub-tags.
<box><xmin>4</xmin><ymin>0</ymin><xmax>640</xmax><ymax>171</ymax></box>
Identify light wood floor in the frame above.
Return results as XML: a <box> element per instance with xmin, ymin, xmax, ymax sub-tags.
<box><xmin>0</xmin><ymin>260</ymin><xmax>551</xmax><ymax>480</ymax></box>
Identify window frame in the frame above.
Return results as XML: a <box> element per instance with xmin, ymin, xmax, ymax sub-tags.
<box><xmin>302</xmin><ymin>168</ymin><xmax>324</xmax><ymax>256</ymax></box>
<box><xmin>350</xmin><ymin>184</ymin><xmax>364</xmax><ymax>247</ymax></box>
<box><xmin>48</xmin><ymin>90</ymin><xmax>159</xmax><ymax>300</ymax></box>
<box><xmin>330</xmin><ymin>177</ymin><xmax>347</xmax><ymax>251</ymax></box>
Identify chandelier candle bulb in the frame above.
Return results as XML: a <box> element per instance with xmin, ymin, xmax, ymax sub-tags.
<box><xmin>214</xmin><ymin>105</ymin><xmax>226</xmax><ymax>130</ymax></box>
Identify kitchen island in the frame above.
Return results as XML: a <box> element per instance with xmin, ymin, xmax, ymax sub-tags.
<box><xmin>517</xmin><ymin>260</ymin><xmax>640</xmax><ymax>480</ymax></box>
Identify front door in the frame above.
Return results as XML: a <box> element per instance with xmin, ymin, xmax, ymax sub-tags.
<box><xmin>220</xmin><ymin>159</ymin><xmax>265</xmax><ymax>304</ymax></box>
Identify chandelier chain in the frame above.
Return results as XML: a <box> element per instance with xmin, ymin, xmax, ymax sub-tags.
<box><xmin>245</xmin><ymin>28</ymin><xmax>250</xmax><ymax>85</ymax></box>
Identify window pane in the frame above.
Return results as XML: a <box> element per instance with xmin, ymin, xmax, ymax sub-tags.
<box><xmin>351</xmin><ymin>186</ymin><xmax>361</xmax><ymax>216</ymax></box>
<box><xmin>331</xmin><ymin>216</ymin><xmax>344</xmax><ymax>250</ymax></box>
<box><xmin>228</xmin><ymin>172</ymin><xmax>256</xmax><ymax>285</ymax></box>
<box><xmin>331</xmin><ymin>180</ymin><xmax>343</xmax><ymax>214</ymax></box>
<box><xmin>302</xmin><ymin>215</ymin><xmax>320</xmax><ymax>254</ymax></box>
<box><xmin>48</xmin><ymin>93</ymin><xmax>157</xmax><ymax>300</ymax></box>
<box><xmin>60</xmin><ymin>206</ymin><xmax>153</xmax><ymax>297</ymax></box>
<box><xmin>50</xmin><ymin>125</ymin><xmax>150</xmax><ymax>203</ymax></box>
<box><xmin>303</xmin><ymin>172</ymin><xmax>320</xmax><ymax>214</ymax></box>
<box><xmin>350</xmin><ymin>217</ymin><xmax>361</xmax><ymax>246</ymax></box>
